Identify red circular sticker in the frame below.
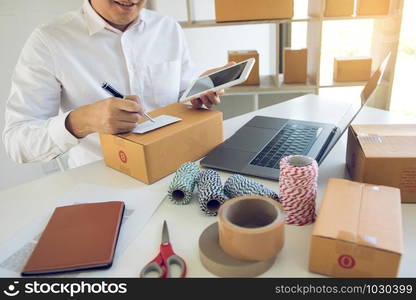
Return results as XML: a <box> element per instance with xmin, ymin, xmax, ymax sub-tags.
<box><xmin>118</xmin><ymin>150</ymin><xmax>127</xmax><ymax>163</ymax></box>
<box><xmin>338</xmin><ymin>254</ymin><xmax>355</xmax><ymax>269</ymax></box>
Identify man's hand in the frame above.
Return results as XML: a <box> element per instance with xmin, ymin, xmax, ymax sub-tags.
<box><xmin>190</xmin><ymin>61</ymin><xmax>236</xmax><ymax>109</ymax></box>
<box><xmin>65</xmin><ymin>95</ymin><xmax>144</xmax><ymax>138</ymax></box>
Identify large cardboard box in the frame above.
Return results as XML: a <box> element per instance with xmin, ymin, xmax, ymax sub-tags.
<box><xmin>100</xmin><ymin>103</ymin><xmax>223</xmax><ymax>184</ymax></box>
<box><xmin>228</xmin><ymin>50</ymin><xmax>260</xmax><ymax>85</ymax></box>
<box><xmin>283</xmin><ymin>48</ymin><xmax>307</xmax><ymax>84</ymax></box>
<box><xmin>309</xmin><ymin>178</ymin><xmax>402</xmax><ymax>277</ymax></box>
<box><xmin>346</xmin><ymin>124</ymin><xmax>416</xmax><ymax>203</ymax></box>
<box><xmin>356</xmin><ymin>0</ymin><xmax>390</xmax><ymax>16</ymax></box>
<box><xmin>333</xmin><ymin>57</ymin><xmax>372</xmax><ymax>82</ymax></box>
<box><xmin>215</xmin><ymin>0</ymin><xmax>293</xmax><ymax>22</ymax></box>
<box><xmin>324</xmin><ymin>0</ymin><xmax>354</xmax><ymax>17</ymax></box>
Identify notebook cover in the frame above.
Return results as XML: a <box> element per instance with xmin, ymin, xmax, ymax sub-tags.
<box><xmin>21</xmin><ymin>201</ymin><xmax>125</xmax><ymax>276</ymax></box>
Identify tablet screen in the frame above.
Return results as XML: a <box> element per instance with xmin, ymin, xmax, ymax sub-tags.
<box><xmin>185</xmin><ymin>61</ymin><xmax>247</xmax><ymax>98</ymax></box>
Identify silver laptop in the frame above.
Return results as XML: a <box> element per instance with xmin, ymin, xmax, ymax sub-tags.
<box><xmin>200</xmin><ymin>54</ymin><xmax>390</xmax><ymax>180</ymax></box>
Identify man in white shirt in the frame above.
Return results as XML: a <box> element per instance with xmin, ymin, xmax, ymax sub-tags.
<box><xmin>3</xmin><ymin>0</ymin><xmax>229</xmax><ymax>168</ymax></box>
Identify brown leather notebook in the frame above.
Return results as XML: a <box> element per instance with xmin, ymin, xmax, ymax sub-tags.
<box><xmin>21</xmin><ymin>201</ymin><xmax>125</xmax><ymax>276</ymax></box>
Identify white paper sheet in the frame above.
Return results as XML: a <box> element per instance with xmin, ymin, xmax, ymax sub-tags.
<box><xmin>131</xmin><ymin>115</ymin><xmax>182</xmax><ymax>134</ymax></box>
<box><xmin>0</xmin><ymin>184</ymin><xmax>166</xmax><ymax>277</ymax></box>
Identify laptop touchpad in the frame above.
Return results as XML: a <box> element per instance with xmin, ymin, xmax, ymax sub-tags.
<box><xmin>223</xmin><ymin>127</ymin><xmax>277</xmax><ymax>152</ymax></box>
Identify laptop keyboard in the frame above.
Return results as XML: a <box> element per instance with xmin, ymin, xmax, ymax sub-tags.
<box><xmin>250</xmin><ymin>124</ymin><xmax>320</xmax><ymax>169</ymax></box>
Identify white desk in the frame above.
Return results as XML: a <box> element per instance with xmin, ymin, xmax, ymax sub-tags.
<box><xmin>1</xmin><ymin>94</ymin><xmax>416</xmax><ymax>277</ymax></box>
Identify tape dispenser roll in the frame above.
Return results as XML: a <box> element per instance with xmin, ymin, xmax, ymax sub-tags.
<box><xmin>218</xmin><ymin>195</ymin><xmax>285</xmax><ymax>261</ymax></box>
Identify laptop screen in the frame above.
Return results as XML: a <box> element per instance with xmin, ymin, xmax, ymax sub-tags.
<box><xmin>319</xmin><ymin>53</ymin><xmax>391</xmax><ymax>163</ymax></box>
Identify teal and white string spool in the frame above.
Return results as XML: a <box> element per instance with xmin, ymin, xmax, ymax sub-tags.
<box><xmin>197</xmin><ymin>169</ymin><xmax>227</xmax><ymax>216</ymax></box>
<box><xmin>223</xmin><ymin>174</ymin><xmax>280</xmax><ymax>201</ymax></box>
<box><xmin>168</xmin><ymin>162</ymin><xmax>200</xmax><ymax>205</ymax></box>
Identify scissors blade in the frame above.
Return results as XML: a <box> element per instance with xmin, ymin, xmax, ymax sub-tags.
<box><xmin>162</xmin><ymin>220</ymin><xmax>170</xmax><ymax>244</ymax></box>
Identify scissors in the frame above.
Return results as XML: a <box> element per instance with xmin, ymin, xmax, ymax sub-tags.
<box><xmin>140</xmin><ymin>220</ymin><xmax>187</xmax><ymax>278</ymax></box>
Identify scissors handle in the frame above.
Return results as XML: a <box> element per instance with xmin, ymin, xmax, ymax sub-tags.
<box><xmin>165</xmin><ymin>254</ymin><xmax>186</xmax><ymax>278</ymax></box>
<box><xmin>140</xmin><ymin>243</ymin><xmax>186</xmax><ymax>278</ymax></box>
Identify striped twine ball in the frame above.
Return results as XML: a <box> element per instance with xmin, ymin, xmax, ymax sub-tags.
<box><xmin>223</xmin><ymin>174</ymin><xmax>280</xmax><ymax>202</ymax></box>
<box><xmin>168</xmin><ymin>162</ymin><xmax>200</xmax><ymax>205</ymax></box>
<box><xmin>197</xmin><ymin>169</ymin><xmax>227</xmax><ymax>216</ymax></box>
<box><xmin>279</xmin><ymin>155</ymin><xmax>318</xmax><ymax>226</ymax></box>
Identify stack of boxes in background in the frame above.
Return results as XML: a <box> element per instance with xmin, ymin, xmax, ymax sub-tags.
<box><xmin>318</xmin><ymin>0</ymin><xmax>390</xmax><ymax>17</ymax></box>
<box><xmin>312</xmin><ymin>0</ymin><xmax>391</xmax><ymax>82</ymax></box>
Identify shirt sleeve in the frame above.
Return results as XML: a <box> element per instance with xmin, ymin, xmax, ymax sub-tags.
<box><xmin>176</xmin><ymin>23</ymin><xmax>198</xmax><ymax>100</ymax></box>
<box><xmin>2</xmin><ymin>28</ymin><xmax>79</xmax><ymax>164</ymax></box>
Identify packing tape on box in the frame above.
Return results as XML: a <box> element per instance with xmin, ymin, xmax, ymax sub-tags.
<box><xmin>199</xmin><ymin>222</ymin><xmax>276</xmax><ymax>278</ymax></box>
<box><xmin>218</xmin><ymin>195</ymin><xmax>285</xmax><ymax>261</ymax></box>
<box><xmin>197</xmin><ymin>169</ymin><xmax>227</xmax><ymax>216</ymax></box>
<box><xmin>223</xmin><ymin>174</ymin><xmax>280</xmax><ymax>201</ymax></box>
<box><xmin>168</xmin><ymin>162</ymin><xmax>200</xmax><ymax>205</ymax></box>
<box><xmin>279</xmin><ymin>155</ymin><xmax>318</xmax><ymax>226</ymax></box>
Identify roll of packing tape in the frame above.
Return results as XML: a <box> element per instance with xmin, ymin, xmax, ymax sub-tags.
<box><xmin>223</xmin><ymin>174</ymin><xmax>280</xmax><ymax>201</ymax></box>
<box><xmin>218</xmin><ymin>195</ymin><xmax>285</xmax><ymax>261</ymax></box>
<box><xmin>199</xmin><ymin>222</ymin><xmax>276</xmax><ymax>278</ymax></box>
<box><xmin>197</xmin><ymin>169</ymin><xmax>227</xmax><ymax>216</ymax></box>
<box><xmin>168</xmin><ymin>162</ymin><xmax>200</xmax><ymax>205</ymax></box>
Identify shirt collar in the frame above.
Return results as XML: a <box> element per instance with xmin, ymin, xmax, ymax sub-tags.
<box><xmin>82</xmin><ymin>0</ymin><xmax>147</xmax><ymax>36</ymax></box>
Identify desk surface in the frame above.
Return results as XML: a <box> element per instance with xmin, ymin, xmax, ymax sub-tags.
<box><xmin>1</xmin><ymin>94</ymin><xmax>416</xmax><ymax>277</ymax></box>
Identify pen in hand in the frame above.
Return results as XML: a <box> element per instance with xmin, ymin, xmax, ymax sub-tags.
<box><xmin>101</xmin><ymin>82</ymin><xmax>155</xmax><ymax>123</ymax></box>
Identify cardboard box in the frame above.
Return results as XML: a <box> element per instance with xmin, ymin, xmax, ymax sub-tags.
<box><xmin>215</xmin><ymin>0</ymin><xmax>293</xmax><ymax>22</ymax></box>
<box><xmin>283</xmin><ymin>48</ymin><xmax>307</xmax><ymax>84</ymax></box>
<box><xmin>228</xmin><ymin>50</ymin><xmax>260</xmax><ymax>85</ymax></box>
<box><xmin>324</xmin><ymin>0</ymin><xmax>354</xmax><ymax>17</ymax></box>
<box><xmin>309</xmin><ymin>178</ymin><xmax>402</xmax><ymax>277</ymax></box>
<box><xmin>346</xmin><ymin>124</ymin><xmax>416</xmax><ymax>203</ymax></box>
<box><xmin>357</xmin><ymin>0</ymin><xmax>390</xmax><ymax>16</ymax></box>
<box><xmin>100</xmin><ymin>103</ymin><xmax>223</xmax><ymax>184</ymax></box>
<box><xmin>333</xmin><ymin>57</ymin><xmax>372</xmax><ymax>82</ymax></box>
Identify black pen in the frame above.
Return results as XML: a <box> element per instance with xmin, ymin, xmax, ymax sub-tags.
<box><xmin>101</xmin><ymin>82</ymin><xmax>155</xmax><ymax>123</ymax></box>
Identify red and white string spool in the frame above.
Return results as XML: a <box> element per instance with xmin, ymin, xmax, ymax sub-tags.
<box><xmin>279</xmin><ymin>155</ymin><xmax>318</xmax><ymax>226</ymax></box>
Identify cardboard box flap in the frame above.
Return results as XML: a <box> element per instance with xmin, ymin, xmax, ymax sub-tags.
<box><xmin>313</xmin><ymin>179</ymin><xmax>362</xmax><ymax>243</ymax></box>
<box><xmin>351</xmin><ymin>124</ymin><xmax>416</xmax><ymax>158</ymax></box>
<box><xmin>119</xmin><ymin>103</ymin><xmax>222</xmax><ymax>146</ymax></box>
<box><xmin>357</xmin><ymin>136</ymin><xmax>416</xmax><ymax>158</ymax></box>
<box><xmin>313</xmin><ymin>178</ymin><xmax>402</xmax><ymax>254</ymax></box>
<box><xmin>357</xmin><ymin>184</ymin><xmax>403</xmax><ymax>254</ymax></box>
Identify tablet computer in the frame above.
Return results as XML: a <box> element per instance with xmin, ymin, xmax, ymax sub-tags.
<box><xmin>179</xmin><ymin>58</ymin><xmax>255</xmax><ymax>103</ymax></box>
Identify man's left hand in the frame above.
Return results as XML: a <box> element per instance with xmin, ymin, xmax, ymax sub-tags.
<box><xmin>190</xmin><ymin>62</ymin><xmax>236</xmax><ymax>109</ymax></box>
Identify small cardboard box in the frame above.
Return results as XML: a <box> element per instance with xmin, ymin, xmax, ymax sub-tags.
<box><xmin>283</xmin><ymin>48</ymin><xmax>307</xmax><ymax>84</ymax></box>
<box><xmin>228</xmin><ymin>50</ymin><xmax>260</xmax><ymax>85</ymax></box>
<box><xmin>324</xmin><ymin>0</ymin><xmax>354</xmax><ymax>17</ymax></box>
<box><xmin>334</xmin><ymin>57</ymin><xmax>372</xmax><ymax>82</ymax></box>
<box><xmin>357</xmin><ymin>0</ymin><xmax>390</xmax><ymax>16</ymax></box>
<box><xmin>309</xmin><ymin>178</ymin><xmax>402</xmax><ymax>278</ymax></box>
<box><xmin>346</xmin><ymin>124</ymin><xmax>416</xmax><ymax>203</ymax></box>
<box><xmin>215</xmin><ymin>0</ymin><xmax>293</xmax><ymax>22</ymax></box>
<box><xmin>100</xmin><ymin>103</ymin><xmax>223</xmax><ymax>184</ymax></box>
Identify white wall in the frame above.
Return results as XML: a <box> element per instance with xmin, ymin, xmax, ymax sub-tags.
<box><xmin>0</xmin><ymin>0</ymin><xmax>83</xmax><ymax>190</ymax></box>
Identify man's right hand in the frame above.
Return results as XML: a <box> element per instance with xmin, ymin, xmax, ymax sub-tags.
<box><xmin>65</xmin><ymin>95</ymin><xmax>144</xmax><ymax>138</ymax></box>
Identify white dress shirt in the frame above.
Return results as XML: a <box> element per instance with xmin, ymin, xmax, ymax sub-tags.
<box><xmin>3</xmin><ymin>0</ymin><xmax>196</xmax><ymax>168</ymax></box>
